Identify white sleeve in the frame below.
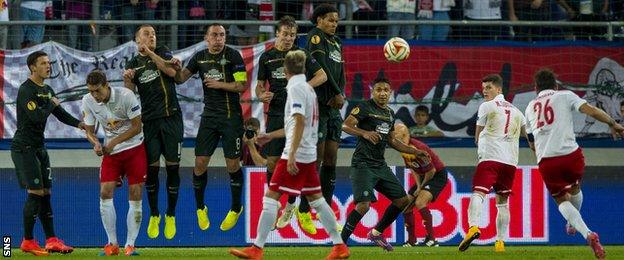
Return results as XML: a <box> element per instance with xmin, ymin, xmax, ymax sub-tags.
<box><xmin>476</xmin><ymin>102</ymin><xmax>490</xmax><ymax>126</ymax></box>
<box><xmin>81</xmin><ymin>97</ymin><xmax>96</xmax><ymax>126</ymax></box>
<box><xmin>564</xmin><ymin>91</ymin><xmax>588</xmax><ymax>112</ymax></box>
<box><xmin>288</xmin><ymin>84</ymin><xmax>307</xmax><ymax>117</ymax></box>
<box><xmin>524</xmin><ymin>102</ymin><xmax>534</xmax><ymax>134</ymax></box>
<box><xmin>124</xmin><ymin>92</ymin><xmax>142</xmax><ymax>119</ymax></box>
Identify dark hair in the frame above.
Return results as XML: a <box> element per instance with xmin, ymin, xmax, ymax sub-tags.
<box><xmin>534</xmin><ymin>68</ymin><xmax>557</xmax><ymax>92</ymax></box>
<box><xmin>27</xmin><ymin>51</ymin><xmax>48</xmax><ymax>72</ymax></box>
<box><xmin>245</xmin><ymin>117</ymin><xmax>260</xmax><ymax>129</ymax></box>
<box><xmin>205</xmin><ymin>23</ymin><xmax>225</xmax><ymax>34</ymax></box>
<box><xmin>621</xmin><ymin>101</ymin><xmax>624</xmax><ymax>107</ymax></box>
<box><xmin>415</xmin><ymin>105</ymin><xmax>429</xmax><ymax>114</ymax></box>
<box><xmin>311</xmin><ymin>3</ymin><xmax>338</xmax><ymax>25</ymax></box>
<box><xmin>481</xmin><ymin>74</ymin><xmax>503</xmax><ymax>87</ymax></box>
<box><xmin>277</xmin><ymin>15</ymin><xmax>298</xmax><ymax>32</ymax></box>
<box><xmin>86</xmin><ymin>70</ymin><xmax>108</xmax><ymax>86</ymax></box>
<box><xmin>284</xmin><ymin>50</ymin><xmax>306</xmax><ymax>75</ymax></box>
<box><xmin>135</xmin><ymin>24</ymin><xmax>154</xmax><ymax>38</ymax></box>
<box><xmin>372</xmin><ymin>77</ymin><xmax>391</xmax><ymax>87</ymax></box>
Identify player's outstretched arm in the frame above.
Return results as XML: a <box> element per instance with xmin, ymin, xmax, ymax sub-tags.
<box><xmin>307</xmin><ymin>68</ymin><xmax>327</xmax><ymax>88</ymax></box>
<box><xmin>388</xmin><ymin>130</ymin><xmax>430</xmax><ymax>162</ymax></box>
<box><xmin>579</xmin><ymin>103</ymin><xmax>624</xmax><ymax>139</ymax></box>
<box><xmin>174</xmin><ymin>68</ymin><xmax>193</xmax><ymax>84</ymax></box>
<box><xmin>342</xmin><ymin>114</ymin><xmax>381</xmax><ymax>144</ymax></box>
<box><xmin>474</xmin><ymin>125</ymin><xmax>484</xmax><ymax>145</ymax></box>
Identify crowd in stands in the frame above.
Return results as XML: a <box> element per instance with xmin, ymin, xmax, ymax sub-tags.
<box><xmin>0</xmin><ymin>0</ymin><xmax>622</xmax><ymax>51</ymax></box>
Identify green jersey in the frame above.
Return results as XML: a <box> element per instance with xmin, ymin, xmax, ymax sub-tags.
<box><xmin>350</xmin><ymin>99</ymin><xmax>396</xmax><ymax>167</ymax></box>
<box><xmin>305</xmin><ymin>27</ymin><xmax>345</xmax><ymax>106</ymax></box>
<box><xmin>11</xmin><ymin>79</ymin><xmax>80</xmax><ymax>149</ymax></box>
<box><xmin>126</xmin><ymin>45</ymin><xmax>181</xmax><ymax>121</ymax></box>
<box><xmin>257</xmin><ymin>46</ymin><xmax>322</xmax><ymax>116</ymax></box>
<box><xmin>186</xmin><ymin>46</ymin><xmax>247</xmax><ymax>118</ymax></box>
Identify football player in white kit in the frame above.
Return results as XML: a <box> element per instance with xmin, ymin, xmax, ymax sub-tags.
<box><xmin>525</xmin><ymin>68</ymin><xmax>624</xmax><ymax>259</ymax></box>
<box><xmin>459</xmin><ymin>74</ymin><xmax>528</xmax><ymax>253</ymax></box>
<box><xmin>82</xmin><ymin>70</ymin><xmax>146</xmax><ymax>256</ymax></box>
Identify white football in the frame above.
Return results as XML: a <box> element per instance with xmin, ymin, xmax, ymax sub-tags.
<box><xmin>383</xmin><ymin>37</ymin><xmax>410</xmax><ymax>63</ymax></box>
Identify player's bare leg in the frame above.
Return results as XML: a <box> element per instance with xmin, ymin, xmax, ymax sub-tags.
<box><xmin>193</xmin><ymin>156</ymin><xmax>211</xmax><ymax>230</ymax></box>
<box><xmin>495</xmin><ymin>194</ymin><xmax>510</xmax><ymax>252</ymax></box>
<box><xmin>221</xmin><ymin>158</ymin><xmax>244</xmax><ymax>231</ymax></box>
<box><xmin>459</xmin><ymin>191</ymin><xmax>485</xmax><ymax>251</ymax></box>
<box><xmin>555</xmin><ymin>191</ymin><xmax>605</xmax><ymax>259</ymax></box>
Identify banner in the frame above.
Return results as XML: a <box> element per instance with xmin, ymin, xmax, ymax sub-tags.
<box><xmin>1</xmin><ymin>166</ymin><xmax>622</xmax><ymax>246</ymax></box>
<box><xmin>2</xmin><ymin>41</ymin><xmax>623</xmax><ymax>139</ymax></box>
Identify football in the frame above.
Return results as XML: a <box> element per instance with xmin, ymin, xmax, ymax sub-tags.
<box><xmin>383</xmin><ymin>37</ymin><xmax>410</xmax><ymax>63</ymax></box>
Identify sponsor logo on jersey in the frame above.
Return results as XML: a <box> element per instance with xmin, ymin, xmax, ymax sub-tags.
<box><xmin>204</xmin><ymin>69</ymin><xmax>225</xmax><ymax>81</ymax></box>
<box><xmin>329</xmin><ymin>50</ymin><xmax>342</xmax><ymax>63</ymax></box>
<box><xmin>138</xmin><ymin>69</ymin><xmax>160</xmax><ymax>84</ymax></box>
<box><xmin>271</xmin><ymin>67</ymin><xmax>286</xmax><ymax>79</ymax></box>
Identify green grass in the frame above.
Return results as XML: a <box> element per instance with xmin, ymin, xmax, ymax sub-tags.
<box><xmin>10</xmin><ymin>245</ymin><xmax>622</xmax><ymax>259</ymax></box>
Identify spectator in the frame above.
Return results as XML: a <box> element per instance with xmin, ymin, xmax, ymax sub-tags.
<box><xmin>508</xmin><ymin>0</ymin><xmax>552</xmax><ymax>41</ymax></box>
<box><xmin>387</xmin><ymin>0</ymin><xmax>416</xmax><ymax>39</ymax></box>
<box><xmin>178</xmin><ymin>0</ymin><xmax>216</xmax><ymax>48</ymax></box>
<box><xmin>618</xmin><ymin>101</ymin><xmax>624</xmax><ymax>124</ymax></box>
<box><xmin>121</xmin><ymin>0</ymin><xmax>158</xmax><ymax>43</ymax></box>
<box><xmin>0</xmin><ymin>0</ymin><xmax>8</xmax><ymax>50</ymax></box>
<box><xmin>418</xmin><ymin>0</ymin><xmax>453</xmax><ymax>40</ymax></box>
<box><xmin>462</xmin><ymin>0</ymin><xmax>505</xmax><ymax>40</ymax></box>
<box><xmin>409</xmin><ymin>105</ymin><xmax>445</xmax><ymax>137</ymax></box>
<box><xmin>65</xmin><ymin>0</ymin><xmax>91</xmax><ymax>50</ymax></box>
<box><xmin>557</xmin><ymin>0</ymin><xmax>609</xmax><ymax>40</ymax></box>
<box><xmin>20</xmin><ymin>0</ymin><xmax>47</xmax><ymax>48</ymax></box>
<box><xmin>241</xmin><ymin>118</ymin><xmax>266</xmax><ymax>167</ymax></box>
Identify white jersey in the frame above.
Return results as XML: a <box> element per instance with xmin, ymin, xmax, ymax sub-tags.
<box><xmin>476</xmin><ymin>94</ymin><xmax>525</xmax><ymax>166</ymax></box>
<box><xmin>464</xmin><ymin>0</ymin><xmax>501</xmax><ymax>19</ymax></box>
<box><xmin>82</xmin><ymin>87</ymin><xmax>144</xmax><ymax>155</ymax></box>
<box><xmin>525</xmin><ymin>89</ymin><xmax>587</xmax><ymax>163</ymax></box>
<box><xmin>281</xmin><ymin>74</ymin><xmax>319</xmax><ymax>163</ymax></box>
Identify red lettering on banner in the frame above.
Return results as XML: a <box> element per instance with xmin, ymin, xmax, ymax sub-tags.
<box><xmin>509</xmin><ymin>168</ymin><xmax>523</xmax><ymax>238</ymax></box>
<box><xmin>531</xmin><ymin>168</ymin><xmax>546</xmax><ymax>237</ymax></box>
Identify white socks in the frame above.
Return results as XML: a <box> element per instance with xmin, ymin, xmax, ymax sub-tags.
<box><xmin>309</xmin><ymin>198</ymin><xmax>343</xmax><ymax>245</ymax></box>
<box><xmin>100</xmin><ymin>198</ymin><xmax>118</xmax><ymax>245</ymax></box>
<box><xmin>254</xmin><ymin>197</ymin><xmax>280</xmax><ymax>248</ymax></box>
<box><xmin>496</xmin><ymin>203</ymin><xmax>510</xmax><ymax>241</ymax></box>
<box><xmin>569</xmin><ymin>190</ymin><xmax>583</xmax><ymax>210</ymax></box>
<box><xmin>126</xmin><ymin>200</ymin><xmax>142</xmax><ymax>247</ymax></box>
<box><xmin>467</xmin><ymin>193</ymin><xmax>484</xmax><ymax>227</ymax></box>
<box><xmin>558</xmin><ymin>201</ymin><xmax>591</xmax><ymax>239</ymax></box>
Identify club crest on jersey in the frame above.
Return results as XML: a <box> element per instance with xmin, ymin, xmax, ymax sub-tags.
<box><xmin>27</xmin><ymin>101</ymin><xmax>37</xmax><ymax>111</ymax></box>
<box><xmin>311</xmin><ymin>35</ymin><xmax>320</xmax><ymax>44</ymax></box>
<box><xmin>351</xmin><ymin>107</ymin><xmax>360</xmax><ymax>115</ymax></box>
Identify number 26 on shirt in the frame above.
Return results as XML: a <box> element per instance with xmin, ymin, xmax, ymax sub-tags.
<box><xmin>533</xmin><ymin>99</ymin><xmax>554</xmax><ymax>129</ymax></box>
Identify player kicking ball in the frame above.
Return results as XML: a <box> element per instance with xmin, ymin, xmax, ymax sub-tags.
<box><xmin>525</xmin><ymin>69</ymin><xmax>623</xmax><ymax>259</ymax></box>
<box><xmin>82</xmin><ymin>70</ymin><xmax>146</xmax><ymax>256</ymax></box>
<box><xmin>229</xmin><ymin>50</ymin><xmax>349</xmax><ymax>259</ymax></box>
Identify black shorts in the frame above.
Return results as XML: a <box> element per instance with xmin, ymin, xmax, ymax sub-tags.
<box><xmin>143</xmin><ymin>113</ymin><xmax>184</xmax><ymax>164</ymax></box>
<box><xmin>318</xmin><ymin>106</ymin><xmax>342</xmax><ymax>143</ymax></box>
<box><xmin>350</xmin><ymin>163</ymin><xmax>407</xmax><ymax>203</ymax></box>
<box><xmin>195</xmin><ymin>115</ymin><xmax>244</xmax><ymax>158</ymax></box>
<box><xmin>263</xmin><ymin>115</ymin><xmax>285</xmax><ymax>157</ymax></box>
<box><xmin>11</xmin><ymin>146</ymin><xmax>51</xmax><ymax>189</ymax></box>
<box><xmin>408</xmin><ymin>168</ymin><xmax>449</xmax><ymax>202</ymax></box>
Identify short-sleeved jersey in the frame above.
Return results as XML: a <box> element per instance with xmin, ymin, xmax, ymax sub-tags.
<box><xmin>409</xmin><ymin>138</ymin><xmax>445</xmax><ymax>172</ymax></box>
<box><xmin>476</xmin><ymin>94</ymin><xmax>526</xmax><ymax>166</ymax></box>
<box><xmin>185</xmin><ymin>46</ymin><xmax>247</xmax><ymax>117</ymax></box>
<box><xmin>525</xmin><ymin>89</ymin><xmax>587</xmax><ymax>163</ymax></box>
<box><xmin>257</xmin><ymin>46</ymin><xmax>322</xmax><ymax>117</ymax></box>
<box><xmin>350</xmin><ymin>99</ymin><xmax>396</xmax><ymax>167</ymax></box>
<box><xmin>12</xmin><ymin>79</ymin><xmax>80</xmax><ymax>149</ymax></box>
<box><xmin>305</xmin><ymin>27</ymin><xmax>345</xmax><ymax>106</ymax></box>
<box><xmin>126</xmin><ymin>45</ymin><xmax>181</xmax><ymax>121</ymax></box>
<box><xmin>82</xmin><ymin>87</ymin><xmax>144</xmax><ymax>155</ymax></box>
<box><xmin>281</xmin><ymin>74</ymin><xmax>319</xmax><ymax>163</ymax></box>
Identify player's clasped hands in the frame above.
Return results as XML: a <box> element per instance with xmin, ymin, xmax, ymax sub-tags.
<box><xmin>123</xmin><ymin>69</ymin><xmax>135</xmax><ymax>82</ymax></box>
<box><xmin>93</xmin><ymin>143</ymin><xmax>103</xmax><ymax>156</ymax></box>
<box><xmin>203</xmin><ymin>78</ymin><xmax>222</xmax><ymax>89</ymax></box>
<box><xmin>167</xmin><ymin>58</ymin><xmax>182</xmax><ymax>71</ymax></box>
<box><xmin>259</xmin><ymin>91</ymin><xmax>274</xmax><ymax>103</ymax></box>
<box><xmin>362</xmin><ymin>130</ymin><xmax>382</xmax><ymax>144</ymax></box>
<box><xmin>610</xmin><ymin>123</ymin><xmax>624</xmax><ymax>140</ymax></box>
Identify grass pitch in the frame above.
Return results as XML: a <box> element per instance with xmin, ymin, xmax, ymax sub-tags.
<box><xmin>10</xmin><ymin>245</ymin><xmax>622</xmax><ymax>259</ymax></box>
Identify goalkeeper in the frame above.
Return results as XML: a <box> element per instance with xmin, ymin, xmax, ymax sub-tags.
<box><xmin>396</xmin><ymin>123</ymin><xmax>448</xmax><ymax>247</ymax></box>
